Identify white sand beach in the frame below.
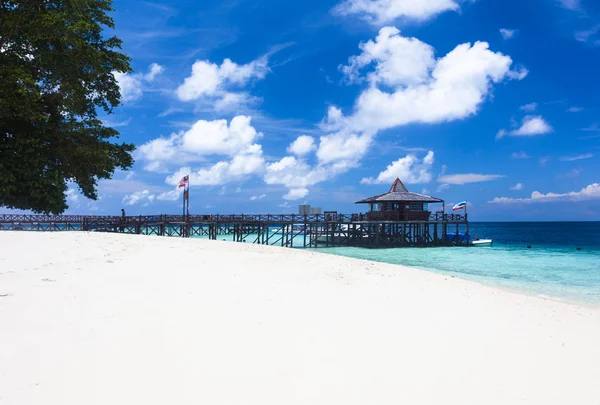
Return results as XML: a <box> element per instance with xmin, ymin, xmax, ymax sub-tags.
<box><xmin>1</xmin><ymin>231</ymin><xmax>599</xmax><ymax>404</ymax></box>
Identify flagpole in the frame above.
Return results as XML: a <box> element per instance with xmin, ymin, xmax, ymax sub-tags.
<box><xmin>182</xmin><ymin>184</ymin><xmax>185</xmax><ymax>218</ymax></box>
<box><xmin>186</xmin><ymin>177</ymin><xmax>190</xmax><ymax>217</ymax></box>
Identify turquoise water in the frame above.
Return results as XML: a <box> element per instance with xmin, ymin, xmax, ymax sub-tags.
<box><xmin>195</xmin><ymin>222</ymin><xmax>600</xmax><ymax>305</ymax></box>
<box><xmin>322</xmin><ymin>222</ymin><xmax>600</xmax><ymax>306</ymax></box>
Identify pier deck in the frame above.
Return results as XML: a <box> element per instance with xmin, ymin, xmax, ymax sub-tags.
<box><xmin>0</xmin><ymin>213</ymin><xmax>470</xmax><ymax>248</ymax></box>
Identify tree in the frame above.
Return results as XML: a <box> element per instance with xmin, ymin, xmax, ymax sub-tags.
<box><xmin>0</xmin><ymin>0</ymin><xmax>134</xmax><ymax>214</ymax></box>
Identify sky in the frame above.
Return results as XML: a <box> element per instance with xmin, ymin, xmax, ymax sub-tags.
<box><xmin>13</xmin><ymin>0</ymin><xmax>600</xmax><ymax>220</ymax></box>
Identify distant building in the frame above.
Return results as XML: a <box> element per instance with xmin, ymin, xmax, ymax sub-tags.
<box><xmin>299</xmin><ymin>204</ymin><xmax>322</xmax><ymax>215</ymax></box>
<box><xmin>310</xmin><ymin>207</ymin><xmax>322</xmax><ymax>215</ymax></box>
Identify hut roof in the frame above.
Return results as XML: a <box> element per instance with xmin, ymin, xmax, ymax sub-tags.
<box><xmin>355</xmin><ymin>178</ymin><xmax>444</xmax><ymax>204</ymax></box>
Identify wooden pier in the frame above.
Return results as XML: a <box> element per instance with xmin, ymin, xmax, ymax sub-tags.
<box><xmin>0</xmin><ymin>212</ymin><xmax>470</xmax><ymax>248</ymax></box>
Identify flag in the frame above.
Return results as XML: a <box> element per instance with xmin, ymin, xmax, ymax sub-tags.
<box><xmin>453</xmin><ymin>201</ymin><xmax>467</xmax><ymax>211</ymax></box>
<box><xmin>178</xmin><ymin>175</ymin><xmax>189</xmax><ymax>189</ymax></box>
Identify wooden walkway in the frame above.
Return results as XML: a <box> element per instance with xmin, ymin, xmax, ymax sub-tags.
<box><xmin>0</xmin><ymin>213</ymin><xmax>470</xmax><ymax>248</ymax></box>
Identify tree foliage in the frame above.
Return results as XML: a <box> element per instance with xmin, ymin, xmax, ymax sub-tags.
<box><xmin>0</xmin><ymin>0</ymin><xmax>134</xmax><ymax>214</ymax></box>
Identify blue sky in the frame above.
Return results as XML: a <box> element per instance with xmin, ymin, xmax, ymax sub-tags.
<box><xmin>24</xmin><ymin>0</ymin><xmax>600</xmax><ymax>219</ymax></box>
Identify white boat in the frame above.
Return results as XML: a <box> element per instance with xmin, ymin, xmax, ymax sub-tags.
<box><xmin>471</xmin><ymin>239</ymin><xmax>493</xmax><ymax>246</ymax></box>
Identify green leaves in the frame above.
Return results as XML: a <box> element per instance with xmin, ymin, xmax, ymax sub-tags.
<box><xmin>0</xmin><ymin>0</ymin><xmax>134</xmax><ymax>214</ymax></box>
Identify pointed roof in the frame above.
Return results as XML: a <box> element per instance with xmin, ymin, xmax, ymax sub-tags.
<box><xmin>355</xmin><ymin>178</ymin><xmax>444</xmax><ymax>204</ymax></box>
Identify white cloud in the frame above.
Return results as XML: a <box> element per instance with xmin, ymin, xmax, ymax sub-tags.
<box><xmin>497</xmin><ymin>116</ymin><xmax>553</xmax><ymax>139</ymax></box>
<box><xmin>490</xmin><ymin>183</ymin><xmax>600</xmax><ymax>204</ymax></box>
<box><xmin>250</xmin><ymin>194</ymin><xmax>267</xmax><ymax>201</ymax></box>
<box><xmin>65</xmin><ymin>188</ymin><xmax>81</xmax><ymax>209</ymax></box>
<box><xmin>557</xmin><ymin>0</ymin><xmax>581</xmax><ymax>11</ymax></box>
<box><xmin>557</xmin><ymin>168</ymin><xmax>583</xmax><ymax>179</ymax></box>
<box><xmin>500</xmin><ymin>28</ymin><xmax>517</xmax><ymax>40</ymax></box>
<box><xmin>283</xmin><ymin>188</ymin><xmax>309</xmax><ymax>200</ymax></box>
<box><xmin>341</xmin><ymin>27</ymin><xmax>436</xmax><ymax>87</ymax></box>
<box><xmin>139</xmin><ymin>115</ymin><xmax>262</xmax><ymax>167</ymax></box>
<box><xmin>114</xmin><ymin>63</ymin><xmax>164</xmax><ymax>102</ymax></box>
<box><xmin>437</xmin><ymin>173</ymin><xmax>504</xmax><ymax>185</ymax></box>
<box><xmin>568</xmin><ymin>106</ymin><xmax>583</xmax><ymax>113</ymax></box>
<box><xmin>510</xmin><ymin>183</ymin><xmax>524</xmax><ymax>190</ymax></box>
<box><xmin>337</xmin><ymin>28</ymin><xmax>524</xmax><ymax>134</ymax></box>
<box><xmin>575</xmin><ymin>25</ymin><xmax>600</xmax><ymax>43</ymax></box>
<box><xmin>334</xmin><ymin>0</ymin><xmax>462</xmax><ymax>25</ymax></box>
<box><xmin>519</xmin><ymin>102</ymin><xmax>537</xmax><ymax>112</ymax></box>
<box><xmin>511</xmin><ymin>151</ymin><xmax>530</xmax><ymax>159</ymax></box>
<box><xmin>582</xmin><ymin>123</ymin><xmax>600</xmax><ymax>132</ymax></box>
<box><xmin>560</xmin><ymin>153</ymin><xmax>593</xmax><ymax>161</ymax></box>
<box><xmin>66</xmin><ymin>188</ymin><xmax>79</xmax><ymax>203</ymax></box>
<box><xmin>511</xmin><ymin>116</ymin><xmax>553</xmax><ymax>136</ymax></box>
<box><xmin>506</xmin><ymin>67</ymin><xmax>529</xmax><ymax>80</ymax></box>
<box><xmin>540</xmin><ymin>156</ymin><xmax>551</xmax><ymax>166</ymax></box>
<box><xmin>316</xmin><ymin>129</ymin><xmax>374</xmax><ymax>165</ymax></box>
<box><xmin>437</xmin><ymin>183</ymin><xmax>450</xmax><ymax>192</ymax></box>
<box><xmin>157</xmin><ymin>188</ymin><xmax>183</xmax><ymax>201</ymax></box>
<box><xmin>145</xmin><ymin>63</ymin><xmax>164</xmax><ymax>81</ymax></box>
<box><xmin>287</xmin><ymin>135</ymin><xmax>317</xmax><ymax>156</ymax></box>
<box><xmin>176</xmin><ymin>56</ymin><xmax>268</xmax><ymax>111</ymax></box>
<box><xmin>139</xmin><ymin>116</ymin><xmax>266</xmax><ymax>188</ymax></box>
<box><xmin>361</xmin><ymin>151</ymin><xmax>434</xmax><ymax>184</ymax></box>
<box><xmin>262</xmin><ymin>29</ymin><xmax>522</xmax><ymax>198</ymax></box>
<box><xmin>164</xmin><ymin>146</ymin><xmax>265</xmax><ymax>188</ymax></box>
<box><xmin>122</xmin><ymin>190</ymin><xmax>156</xmax><ymax>206</ymax></box>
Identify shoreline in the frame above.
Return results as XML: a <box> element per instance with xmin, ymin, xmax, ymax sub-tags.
<box><xmin>314</xmin><ymin>248</ymin><xmax>600</xmax><ymax>309</ymax></box>
<box><xmin>1</xmin><ymin>231</ymin><xmax>600</xmax><ymax>404</ymax></box>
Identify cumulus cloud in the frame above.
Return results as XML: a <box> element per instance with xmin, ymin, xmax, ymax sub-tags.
<box><xmin>114</xmin><ymin>63</ymin><xmax>164</xmax><ymax>102</ymax></box>
<box><xmin>511</xmin><ymin>116</ymin><xmax>553</xmax><ymax>136</ymax></box>
<box><xmin>139</xmin><ymin>116</ymin><xmax>265</xmax><ymax>188</ymax></box>
<box><xmin>490</xmin><ymin>183</ymin><xmax>600</xmax><ymax>204</ymax></box>
<box><xmin>281</xmin><ymin>28</ymin><xmax>519</xmax><ymax>195</ymax></box>
<box><xmin>287</xmin><ymin>135</ymin><xmax>317</xmax><ymax>156</ymax></box>
<box><xmin>122</xmin><ymin>190</ymin><xmax>156</xmax><ymax>206</ymax></box>
<box><xmin>497</xmin><ymin>116</ymin><xmax>553</xmax><ymax>139</ymax></box>
<box><xmin>176</xmin><ymin>56</ymin><xmax>268</xmax><ymax>111</ymax></box>
<box><xmin>263</xmin><ymin>29</ymin><xmax>522</xmax><ymax>199</ymax></box>
<box><xmin>337</xmin><ymin>27</ymin><xmax>524</xmax><ymax>134</ymax></box>
<box><xmin>165</xmin><ymin>146</ymin><xmax>265</xmax><ymax>187</ymax></box>
<box><xmin>283</xmin><ymin>188</ymin><xmax>309</xmax><ymax>200</ymax></box>
<box><xmin>138</xmin><ymin>115</ymin><xmax>262</xmax><ymax>166</ymax></box>
<box><xmin>437</xmin><ymin>173</ymin><xmax>505</xmax><ymax>185</ymax></box>
<box><xmin>157</xmin><ymin>188</ymin><xmax>183</xmax><ymax>202</ymax></box>
<box><xmin>333</xmin><ymin>0</ymin><xmax>462</xmax><ymax>25</ymax></box>
<box><xmin>510</xmin><ymin>183</ymin><xmax>524</xmax><ymax>190</ymax></box>
<box><xmin>568</xmin><ymin>106</ymin><xmax>584</xmax><ymax>113</ymax></box>
<box><xmin>361</xmin><ymin>151</ymin><xmax>434</xmax><ymax>185</ymax></box>
<box><xmin>500</xmin><ymin>28</ymin><xmax>517</xmax><ymax>40</ymax></box>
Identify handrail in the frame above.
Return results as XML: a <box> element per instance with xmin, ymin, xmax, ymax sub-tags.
<box><xmin>1</xmin><ymin>212</ymin><xmax>467</xmax><ymax>224</ymax></box>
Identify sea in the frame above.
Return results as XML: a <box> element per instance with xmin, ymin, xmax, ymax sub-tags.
<box><xmin>320</xmin><ymin>222</ymin><xmax>600</xmax><ymax>306</ymax></box>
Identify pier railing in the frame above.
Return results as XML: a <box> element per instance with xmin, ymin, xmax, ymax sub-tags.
<box><xmin>0</xmin><ymin>212</ymin><xmax>467</xmax><ymax>224</ymax></box>
<box><xmin>0</xmin><ymin>212</ymin><xmax>470</xmax><ymax>248</ymax></box>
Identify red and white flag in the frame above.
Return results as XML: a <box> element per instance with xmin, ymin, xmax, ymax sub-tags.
<box><xmin>178</xmin><ymin>175</ymin><xmax>189</xmax><ymax>189</ymax></box>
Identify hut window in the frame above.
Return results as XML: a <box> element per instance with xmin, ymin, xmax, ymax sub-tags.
<box><xmin>371</xmin><ymin>203</ymin><xmax>382</xmax><ymax>212</ymax></box>
<box><xmin>407</xmin><ymin>202</ymin><xmax>424</xmax><ymax>211</ymax></box>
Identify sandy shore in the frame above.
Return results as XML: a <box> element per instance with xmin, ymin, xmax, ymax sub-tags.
<box><xmin>1</xmin><ymin>232</ymin><xmax>599</xmax><ymax>404</ymax></box>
